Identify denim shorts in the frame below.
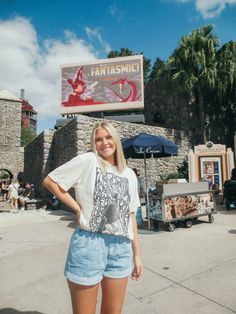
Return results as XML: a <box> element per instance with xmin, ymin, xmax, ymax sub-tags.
<box><xmin>64</xmin><ymin>228</ymin><xmax>132</xmax><ymax>286</ymax></box>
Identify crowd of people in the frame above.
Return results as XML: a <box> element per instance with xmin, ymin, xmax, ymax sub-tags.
<box><xmin>0</xmin><ymin>180</ymin><xmax>36</xmax><ymax>212</ymax></box>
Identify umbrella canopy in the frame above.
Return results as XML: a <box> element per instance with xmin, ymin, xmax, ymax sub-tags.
<box><xmin>121</xmin><ymin>132</ymin><xmax>178</xmax><ymax>230</ymax></box>
<box><xmin>122</xmin><ymin>133</ymin><xmax>178</xmax><ymax>159</ymax></box>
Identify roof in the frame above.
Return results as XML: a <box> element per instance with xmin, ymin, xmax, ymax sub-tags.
<box><xmin>21</xmin><ymin>99</ymin><xmax>37</xmax><ymax>114</ymax></box>
<box><xmin>0</xmin><ymin>90</ymin><xmax>21</xmax><ymax>102</ymax></box>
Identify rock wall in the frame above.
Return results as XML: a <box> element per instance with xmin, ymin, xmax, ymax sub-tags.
<box><xmin>24</xmin><ymin>129</ymin><xmax>55</xmax><ymax>198</ymax></box>
<box><xmin>24</xmin><ymin>115</ymin><xmax>190</xmax><ymax>200</ymax></box>
<box><xmin>0</xmin><ymin>97</ymin><xmax>24</xmax><ymax>178</ymax></box>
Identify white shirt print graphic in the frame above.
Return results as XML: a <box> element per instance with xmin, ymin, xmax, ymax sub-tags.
<box><xmin>89</xmin><ymin>167</ymin><xmax>130</xmax><ymax>236</ymax></box>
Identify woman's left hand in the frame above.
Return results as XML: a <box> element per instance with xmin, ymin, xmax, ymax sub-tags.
<box><xmin>131</xmin><ymin>255</ymin><xmax>143</xmax><ymax>281</ymax></box>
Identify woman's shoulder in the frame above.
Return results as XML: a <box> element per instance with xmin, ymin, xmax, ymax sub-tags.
<box><xmin>73</xmin><ymin>151</ymin><xmax>98</xmax><ymax>165</ymax></box>
<box><xmin>122</xmin><ymin>167</ymin><xmax>136</xmax><ymax>179</ymax></box>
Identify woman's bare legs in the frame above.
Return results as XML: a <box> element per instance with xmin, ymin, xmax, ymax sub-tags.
<box><xmin>14</xmin><ymin>198</ymin><xmax>18</xmax><ymax>209</ymax></box>
<box><xmin>10</xmin><ymin>198</ymin><xmax>14</xmax><ymax>210</ymax></box>
<box><xmin>68</xmin><ymin>280</ymin><xmax>99</xmax><ymax>314</ymax></box>
<box><xmin>100</xmin><ymin>277</ymin><xmax>128</xmax><ymax>314</ymax></box>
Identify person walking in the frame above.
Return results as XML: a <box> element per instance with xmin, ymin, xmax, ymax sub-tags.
<box><xmin>8</xmin><ymin>179</ymin><xmax>20</xmax><ymax>213</ymax></box>
<box><xmin>1</xmin><ymin>181</ymin><xmax>9</xmax><ymax>202</ymax></box>
<box><xmin>43</xmin><ymin>121</ymin><xmax>143</xmax><ymax>314</ymax></box>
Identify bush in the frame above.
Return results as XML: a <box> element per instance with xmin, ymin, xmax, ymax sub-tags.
<box><xmin>160</xmin><ymin>160</ymin><xmax>189</xmax><ymax>183</ymax></box>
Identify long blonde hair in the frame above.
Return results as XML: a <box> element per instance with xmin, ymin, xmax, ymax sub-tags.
<box><xmin>91</xmin><ymin>121</ymin><xmax>127</xmax><ymax>173</ymax></box>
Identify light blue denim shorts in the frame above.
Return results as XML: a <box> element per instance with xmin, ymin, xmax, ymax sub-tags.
<box><xmin>64</xmin><ymin>228</ymin><xmax>132</xmax><ymax>286</ymax></box>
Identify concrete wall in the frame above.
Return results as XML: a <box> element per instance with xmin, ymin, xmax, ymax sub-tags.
<box><xmin>24</xmin><ymin>115</ymin><xmax>190</xmax><ymax>200</ymax></box>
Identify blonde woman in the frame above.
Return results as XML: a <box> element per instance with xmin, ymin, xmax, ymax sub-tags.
<box><xmin>43</xmin><ymin>121</ymin><xmax>143</xmax><ymax>314</ymax></box>
<box><xmin>8</xmin><ymin>179</ymin><xmax>19</xmax><ymax>212</ymax></box>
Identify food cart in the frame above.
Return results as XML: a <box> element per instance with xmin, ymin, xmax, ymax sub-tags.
<box><xmin>148</xmin><ymin>182</ymin><xmax>216</xmax><ymax>231</ymax></box>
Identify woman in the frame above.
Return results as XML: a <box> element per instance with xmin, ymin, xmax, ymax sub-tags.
<box><xmin>8</xmin><ymin>179</ymin><xmax>19</xmax><ymax>212</ymax></box>
<box><xmin>43</xmin><ymin>121</ymin><xmax>143</xmax><ymax>314</ymax></box>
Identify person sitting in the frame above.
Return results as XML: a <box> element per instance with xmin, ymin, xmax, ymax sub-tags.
<box><xmin>19</xmin><ymin>182</ymin><xmax>33</xmax><ymax>210</ymax></box>
<box><xmin>42</xmin><ymin>194</ymin><xmax>61</xmax><ymax>210</ymax></box>
<box><xmin>222</xmin><ymin>168</ymin><xmax>236</xmax><ymax>207</ymax></box>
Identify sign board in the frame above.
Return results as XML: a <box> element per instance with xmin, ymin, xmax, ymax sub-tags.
<box><xmin>199</xmin><ymin>156</ymin><xmax>222</xmax><ymax>189</ymax></box>
<box><xmin>60</xmin><ymin>55</ymin><xmax>144</xmax><ymax>115</ymax></box>
<box><xmin>194</xmin><ymin>141</ymin><xmax>226</xmax><ymax>154</ymax></box>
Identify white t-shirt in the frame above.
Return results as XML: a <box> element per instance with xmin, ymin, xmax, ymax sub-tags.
<box><xmin>48</xmin><ymin>152</ymin><xmax>140</xmax><ymax>240</ymax></box>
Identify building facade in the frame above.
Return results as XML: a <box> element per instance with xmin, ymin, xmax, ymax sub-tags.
<box><xmin>21</xmin><ymin>89</ymin><xmax>37</xmax><ymax>134</ymax></box>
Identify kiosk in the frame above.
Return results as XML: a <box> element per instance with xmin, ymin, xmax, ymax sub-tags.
<box><xmin>148</xmin><ymin>182</ymin><xmax>216</xmax><ymax>231</ymax></box>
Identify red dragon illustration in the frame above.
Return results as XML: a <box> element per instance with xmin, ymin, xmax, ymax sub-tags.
<box><xmin>105</xmin><ymin>77</ymin><xmax>141</xmax><ymax>103</ymax></box>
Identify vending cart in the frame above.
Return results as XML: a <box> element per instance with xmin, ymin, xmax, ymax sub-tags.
<box><xmin>148</xmin><ymin>182</ymin><xmax>216</xmax><ymax>231</ymax></box>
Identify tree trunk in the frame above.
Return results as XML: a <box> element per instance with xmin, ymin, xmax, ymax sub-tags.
<box><xmin>196</xmin><ymin>85</ymin><xmax>206</xmax><ymax>144</ymax></box>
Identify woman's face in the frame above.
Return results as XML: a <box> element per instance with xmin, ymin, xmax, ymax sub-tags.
<box><xmin>95</xmin><ymin>128</ymin><xmax>117</xmax><ymax>164</ymax></box>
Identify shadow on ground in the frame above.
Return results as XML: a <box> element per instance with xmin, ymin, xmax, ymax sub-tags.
<box><xmin>46</xmin><ymin>209</ymin><xmax>76</xmax><ymax>227</ymax></box>
<box><xmin>0</xmin><ymin>309</ymin><xmax>45</xmax><ymax>314</ymax></box>
<box><xmin>138</xmin><ymin>217</ymin><xmax>214</xmax><ymax>235</ymax></box>
<box><xmin>228</xmin><ymin>229</ymin><xmax>236</xmax><ymax>234</ymax></box>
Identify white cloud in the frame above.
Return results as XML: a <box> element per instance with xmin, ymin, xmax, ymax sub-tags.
<box><xmin>108</xmin><ymin>4</ymin><xmax>124</xmax><ymax>21</ymax></box>
<box><xmin>170</xmin><ymin>0</ymin><xmax>236</xmax><ymax>18</ymax></box>
<box><xmin>85</xmin><ymin>27</ymin><xmax>111</xmax><ymax>54</ymax></box>
<box><xmin>196</xmin><ymin>0</ymin><xmax>236</xmax><ymax>18</ymax></box>
<box><xmin>0</xmin><ymin>17</ymin><xmax>110</xmax><ymax>131</ymax></box>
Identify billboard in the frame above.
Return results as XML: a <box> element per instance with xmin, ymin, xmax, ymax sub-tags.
<box><xmin>60</xmin><ymin>55</ymin><xmax>144</xmax><ymax>115</ymax></box>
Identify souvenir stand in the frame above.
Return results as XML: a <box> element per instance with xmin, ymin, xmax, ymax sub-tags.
<box><xmin>148</xmin><ymin>181</ymin><xmax>217</xmax><ymax>231</ymax></box>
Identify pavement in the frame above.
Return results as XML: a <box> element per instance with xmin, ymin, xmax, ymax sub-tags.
<box><xmin>0</xmin><ymin>201</ymin><xmax>236</xmax><ymax>314</ymax></box>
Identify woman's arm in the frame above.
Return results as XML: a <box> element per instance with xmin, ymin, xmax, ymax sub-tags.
<box><xmin>130</xmin><ymin>213</ymin><xmax>143</xmax><ymax>281</ymax></box>
<box><xmin>43</xmin><ymin>176</ymin><xmax>81</xmax><ymax>217</ymax></box>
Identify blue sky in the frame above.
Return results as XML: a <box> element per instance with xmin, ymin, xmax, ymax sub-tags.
<box><xmin>0</xmin><ymin>0</ymin><xmax>236</xmax><ymax>133</ymax></box>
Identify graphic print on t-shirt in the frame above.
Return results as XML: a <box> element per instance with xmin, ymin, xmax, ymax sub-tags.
<box><xmin>89</xmin><ymin>168</ymin><xmax>130</xmax><ymax>235</ymax></box>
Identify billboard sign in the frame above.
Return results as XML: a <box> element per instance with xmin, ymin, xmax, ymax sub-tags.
<box><xmin>60</xmin><ymin>55</ymin><xmax>144</xmax><ymax>115</ymax></box>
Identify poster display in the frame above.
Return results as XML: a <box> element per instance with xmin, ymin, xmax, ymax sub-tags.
<box><xmin>60</xmin><ymin>55</ymin><xmax>144</xmax><ymax>115</ymax></box>
<box><xmin>199</xmin><ymin>156</ymin><xmax>222</xmax><ymax>189</ymax></box>
<box><xmin>163</xmin><ymin>193</ymin><xmax>214</xmax><ymax>221</ymax></box>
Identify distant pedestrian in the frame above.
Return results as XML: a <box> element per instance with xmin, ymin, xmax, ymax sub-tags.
<box><xmin>8</xmin><ymin>179</ymin><xmax>20</xmax><ymax>212</ymax></box>
<box><xmin>1</xmin><ymin>181</ymin><xmax>9</xmax><ymax>202</ymax></box>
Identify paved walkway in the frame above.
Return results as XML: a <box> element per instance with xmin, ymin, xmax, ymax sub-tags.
<box><xmin>0</xmin><ymin>201</ymin><xmax>236</xmax><ymax>314</ymax></box>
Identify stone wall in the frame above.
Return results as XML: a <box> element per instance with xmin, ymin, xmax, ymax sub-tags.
<box><xmin>0</xmin><ymin>96</ymin><xmax>24</xmax><ymax>178</ymax></box>
<box><xmin>24</xmin><ymin>114</ymin><xmax>190</xmax><ymax>199</ymax></box>
<box><xmin>24</xmin><ymin>129</ymin><xmax>55</xmax><ymax>198</ymax></box>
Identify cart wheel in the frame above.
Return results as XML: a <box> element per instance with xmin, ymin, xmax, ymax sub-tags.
<box><xmin>208</xmin><ymin>215</ymin><xmax>214</xmax><ymax>223</ymax></box>
<box><xmin>185</xmin><ymin>219</ymin><xmax>193</xmax><ymax>228</ymax></box>
<box><xmin>168</xmin><ymin>223</ymin><xmax>175</xmax><ymax>232</ymax></box>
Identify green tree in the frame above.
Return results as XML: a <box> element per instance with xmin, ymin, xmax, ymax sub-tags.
<box><xmin>21</xmin><ymin>127</ymin><xmax>36</xmax><ymax>147</ymax></box>
<box><xmin>207</xmin><ymin>41</ymin><xmax>236</xmax><ymax>146</ymax></box>
<box><xmin>168</xmin><ymin>25</ymin><xmax>220</xmax><ymax>143</ymax></box>
<box><xmin>107</xmin><ymin>48</ymin><xmax>151</xmax><ymax>84</ymax></box>
<box><xmin>147</xmin><ymin>57</ymin><xmax>166</xmax><ymax>84</ymax></box>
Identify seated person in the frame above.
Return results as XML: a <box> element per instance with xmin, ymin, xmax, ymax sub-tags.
<box><xmin>43</xmin><ymin>195</ymin><xmax>61</xmax><ymax>210</ymax></box>
<box><xmin>19</xmin><ymin>182</ymin><xmax>34</xmax><ymax>210</ymax></box>
<box><xmin>222</xmin><ymin>168</ymin><xmax>236</xmax><ymax>205</ymax></box>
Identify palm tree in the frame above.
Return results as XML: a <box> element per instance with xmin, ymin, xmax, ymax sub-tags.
<box><xmin>168</xmin><ymin>25</ymin><xmax>219</xmax><ymax>143</ymax></box>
